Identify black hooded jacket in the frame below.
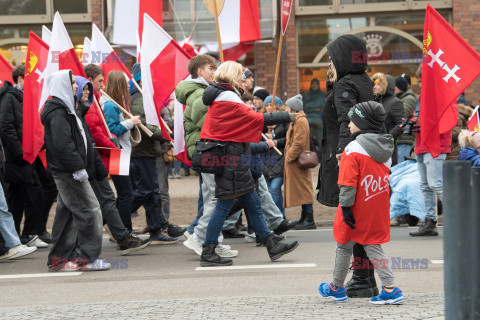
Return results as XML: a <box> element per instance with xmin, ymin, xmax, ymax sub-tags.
<box><xmin>374</xmin><ymin>75</ymin><xmax>405</xmax><ymax>139</ymax></box>
<box><xmin>317</xmin><ymin>35</ymin><xmax>373</xmax><ymax>207</ymax></box>
<box><xmin>200</xmin><ymin>82</ymin><xmax>292</xmax><ymax>199</ymax></box>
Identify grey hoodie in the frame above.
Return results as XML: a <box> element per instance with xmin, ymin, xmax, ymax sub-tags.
<box><xmin>338</xmin><ymin>133</ymin><xmax>394</xmax><ymax>207</ymax></box>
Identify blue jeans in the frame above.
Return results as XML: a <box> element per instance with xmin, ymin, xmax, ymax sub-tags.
<box><xmin>397</xmin><ymin>144</ymin><xmax>413</xmax><ymax>164</ymax></box>
<box><xmin>265</xmin><ymin>177</ymin><xmax>285</xmax><ymax>217</ymax></box>
<box><xmin>0</xmin><ymin>181</ymin><xmax>21</xmax><ymax>248</ymax></box>
<box><xmin>416</xmin><ymin>153</ymin><xmax>446</xmax><ymax>221</ymax></box>
<box><xmin>110</xmin><ymin>174</ymin><xmax>133</xmax><ymax>232</ymax></box>
<box><xmin>188</xmin><ymin>175</ymin><xmax>204</xmax><ymax>234</ymax></box>
<box><xmin>169</xmin><ymin>160</ymin><xmax>181</xmax><ymax>175</ymax></box>
<box><xmin>204</xmin><ymin>191</ymin><xmax>271</xmax><ymax>244</ymax></box>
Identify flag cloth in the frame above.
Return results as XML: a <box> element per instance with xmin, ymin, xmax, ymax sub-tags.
<box><xmin>467</xmin><ymin>105</ymin><xmax>480</xmax><ymax>131</ymax></box>
<box><xmin>420</xmin><ymin>4</ymin><xmax>480</xmax><ymax>158</ymax></box>
<box><xmin>140</xmin><ymin>13</ymin><xmax>190</xmax><ymax>141</ymax></box>
<box><xmin>22</xmin><ymin>31</ymin><xmax>49</xmax><ymax>163</ymax></box>
<box><xmin>109</xmin><ymin>148</ymin><xmax>131</xmax><ymax>176</ymax></box>
<box><xmin>173</xmin><ymin>93</ymin><xmax>191</xmax><ymax>166</ymax></box>
<box><xmin>112</xmin><ymin>0</ymin><xmax>163</xmax><ymax>47</ymax></box>
<box><xmin>42</xmin><ymin>25</ymin><xmax>51</xmax><ymax>45</ymax></box>
<box><xmin>90</xmin><ymin>23</ymin><xmax>131</xmax><ymax>79</ymax></box>
<box><xmin>281</xmin><ymin>0</ymin><xmax>293</xmax><ymax>35</ymax></box>
<box><xmin>0</xmin><ymin>53</ymin><xmax>13</xmax><ymax>86</ymax></box>
<box><xmin>82</xmin><ymin>37</ymin><xmax>91</xmax><ymax>65</ymax></box>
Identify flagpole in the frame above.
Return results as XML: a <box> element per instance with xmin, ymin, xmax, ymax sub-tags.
<box><xmin>213</xmin><ymin>0</ymin><xmax>224</xmax><ymax>63</ymax></box>
<box><xmin>100</xmin><ymin>89</ymin><xmax>154</xmax><ymax>138</ymax></box>
<box><xmin>261</xmin><ymin>133</ymin><xmax>282</xmax><ymax>156</ymax></box>
<box><xmin>124</xmin><ymin>73</ymin><xmax>174</xmax><ymax>136</ymax></box>
<box><xmin>271</xmin><ymin>32</ymin><xmax>284</xmax><ymax>111</ymax></box>
<box><xmin>93</xmin><ymin>94</ymin><xmax>112</xmax><ymax>138</ymax></box>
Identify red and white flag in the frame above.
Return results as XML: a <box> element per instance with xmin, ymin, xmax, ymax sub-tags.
<box><xmin>112</xmin><ymin>0</ymin><xmax>163</xmax><ymax>47</ymax></box>
<box><xmin>467</xmin><ymin>105</ymin><xmax>480</xmax><ymax>131</ymax></box>
<box><xmin>42</xmin><ymin>25</ymin><xmax>51</xmax><ymax>45</ymax></box>
<box><xmin>22</xmin><ymin>32</ymin><xmax>49</xmax><ymax>163</ymax></box>
<box><xmin>140</xmin><ymin>13</ymin><xmax>190</xmax><ymax>141</ymax></box>
<box><xmin>420</xmin><ymin>4</ymin><xmax>480</xmax><ymax>157</ymax></box>
<box><xmin>82</xmin><ymin>37</ymin><xmax>91</xmax><ymax>65</ymax></box>
<box><xmin>91</xmin><ymin>23</ymin><xmax>131</xmax><ymax>79</ymax></box>
<box><xmin>173</xmin><ymin>94</ymin><xmax>192</xmax><ymax>166</ymax></box>
<box><xmin>109</xmin><ymin>149</ymin><xmax>131</xmax><ymax>176</ymax></box>
<box><xmin>0</xmin><ymin>53</ymin><xmax>13</xmax><ymax>86</ymax></box>
<box><xmin>203</xmin><ymin>0</ymin><xmax>260</xmax><ymax>61</ymax></box>
<box><xmin>281</xmin><ymin>0</ymin><xmax>293</xmax><ymax>35</ymax></box>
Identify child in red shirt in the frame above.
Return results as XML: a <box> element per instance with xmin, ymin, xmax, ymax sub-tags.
<box><xmin>318</xmin><ymin>101</ymin><xmax>405</xmax><ymax>305</ymax></box>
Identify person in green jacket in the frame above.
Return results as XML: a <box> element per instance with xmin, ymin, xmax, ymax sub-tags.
<box><xmin>395</xmin><ymin>76</ymin><xmax>418</xmax><ymax>164</ymax></box>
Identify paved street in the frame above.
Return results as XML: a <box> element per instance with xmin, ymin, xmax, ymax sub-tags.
<box><xmin>0</xmin><ymin>227</ymin><xmax>444</xmax><ymax>319</ymax></box>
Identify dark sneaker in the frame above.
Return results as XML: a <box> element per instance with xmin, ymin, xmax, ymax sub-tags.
<box><xmin>39</xmin><ymin>231</ymin><xmax>53</xmax><ymax>244</ymax></box>
<box><xmin>273</xmin><ymin>220</ymin><xmax>298</xmax><ymax>235</ymax></box>
<box><xmin>167</xmin><ymin>224</ymin><xmax>187</xmax><ymax>238</ymax></box>
<box><xmin>20</xmin><ymin>235</ymin><xmax>39</xmax><ymax>246</ymax></box>
<box><xmin>222</xmin><ymin>228</ymin><xmax>244</xmax><ymax>238</ymax></box>
<box><xmin>409</xmin><ymin>218</ymin><xmax>439</xmax><ymax>236</ymax></box>
<box><xmin>148</xmin><ymin>231</ymin><xmax>180</xmax><ymax>245</ymax></box>
<box><xmin>117</xmin><ymin>233</ymin><xmax>151</xmax><ymax>256</ymax></box>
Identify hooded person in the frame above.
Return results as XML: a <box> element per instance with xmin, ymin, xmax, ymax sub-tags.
<box><xmin>40</xmin><ymin>70</ymin><xmax>110</xmax><ymax>271</ymax></box>
<box><xmin>319</xmin><ymin>101</ymin><xmax>405</xmax><ymax>305</ymax></box>
<box><xmin>303</xmin><ymin>78</ymin><xmax>325</xmax><ymax>148</ymax></box>
<box><xmin>317</xmin><ymin>34</ymin><xmax>378</xmax><ymax>298</ymax></box>
<box><xmin>395</xmin><ymin>76</ymin><xmax>418</xmax><ymax>164</ymax></box>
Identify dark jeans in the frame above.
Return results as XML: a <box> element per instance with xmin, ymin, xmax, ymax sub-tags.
<box><xmin>188</xmin><ymin>175</ymin><xmax>204</xmax><ymax>234</ymax></box>
<box><xmin>48</xmin><ymin>172</ymin><xmax>103</xmax><ymax>266</ymax></box>
<box><xmin>90</xmin><ymin>178</ymin><xmax>129</xmax><ymax>241</ymax></box>
<box><xmin>204</xmin><ymin>190</ymin><xmax>271</xmax><ymax>244</ymax></box>
<box><xmin>131</xmin><ymin>157</ymin><xmax>169</xmax><ymax>234</ymax></box>
<box><xmin>156</xmin><ymin>156</ymin><xmax>171</xmax><ymax>220</ymax></box>
<box><xmin>110</xmin><ymin>174</ymin><xmax>133</xmax><ymax>232</ymax></box>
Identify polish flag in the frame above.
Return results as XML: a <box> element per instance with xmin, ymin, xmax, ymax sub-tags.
<box><xmin>22</xmin><ymin>32</ymin><xmax>49</xmax><ymax>163</ymax></box>
<box><xmin>180</xmin><ymin>38</ymin><xmax>198</xmax><ymax>59</ymax></box>
<box><xmin>0</xmin><ymin>53</ymin><xmax>13</xmax><ymax>86</ymax></box>
<box><xmin>42</xmin><ymin>25</ymin><xmax>51</xmax><ymax>45</ymax></box>
<box><xmin>140</xmin><ymin>13</ymin><xmax>190</xmax><ymax>141</ymax></box>
<box><xmin>82</xmin><ymin>37</ymin><xmax>91</xmax><ymax>65</ymax></box>
<box><xmin>467</xmin><ymin>105</ymin><xmax>480</xmax><ymax>131</ymax></box>
<box><xmin>91</xmin><ymin>23</ymin><xmax>131</xmax><ymax>79</ymax></box>
<box><xmin>173</xmin><ymin>94</ymin><xmax>191</xmax><ymax>166</ymax></box>
<box><xmin>112</xmin><ymin>0</ymin><xmax>163</xmax><ymax>47</ymax></box>
<box><xmin>109</xmin><ymin>149</ymin><xmax>131</xmax><ymax>176</ymax></box>
<box><xmin>203</xmin><ymin>0</ymin><xmax>260</xmax><ymax>61</ymax></box>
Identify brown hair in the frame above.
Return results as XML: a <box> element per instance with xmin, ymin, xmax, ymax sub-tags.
<box><xmin>260</xmin><ymin>103</ymin><xmax>285</xmax><ymax>113</ymax></box>
<box><xmin>84</xmin><ymin>64</ymin><xmax>104</xmax><ymax>80</ymax></box>
<box><xmin>12</xmin><ymin>65</ymin><xmax>24</xmax><ymax>84</ymax></box>
<box><xmin>105</xmin><ymin>71</ymin><xmax>131</xmax><ymax>110</ymax></box>
<box><xmin>187</xmin><ymin>54</ymin><xmax>217</xmax><ymax>79</ymax></box>
<box><xmin>242</xmin><ymin>93</ymin><xmax>253</xmax><ymax>103</ymax></box>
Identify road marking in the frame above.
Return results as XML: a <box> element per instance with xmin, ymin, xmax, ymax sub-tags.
<box><xmin>196</xmin><ymin>263</ymin><xmax>317</xmax><ymax>271</ymax></box>
<box><xmin>431</xmin><ymin>260</ymin><xmax>444</xmax><ymax>264</ymax></box>
<box><xmin>0</xmin><ymin>272</ymin><xmax>83</xmax><ymax>279</ymax></box>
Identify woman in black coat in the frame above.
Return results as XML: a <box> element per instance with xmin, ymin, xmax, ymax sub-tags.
<box><xmin>316</xmin><ymin>34</ymin><xmax>379</xmax><ymax>298</ymax></box>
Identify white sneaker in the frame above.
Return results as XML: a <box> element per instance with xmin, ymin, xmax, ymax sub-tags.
<box><xmin>219</xmin><ymin>244</ymin><xmax>231</xmax><ymax>250</ymax></box>
<box><xmin>7</xmin><ymin>245</ymin><xmax>37</xmax><ymax>259</ymax></box>
<box><xmin>215</xmin><ymin>244</ymin><xmax>238</xmax><ymax>258</ymax></box>
<box><xmin>81</xmin><ymin>258</ymin><xmax>111</xmax><ymax>271</ymax></box>
<box><xmin>245</xmin><ymin>233</ymin><xmax>256</xmax><ymax>243</ymax></box>
<box><xmin>0</xmin><ymin>248</ymin><xmax>18</xmax><ymax>260</ymax></box>
<box><xmin>29</xmin><ymin>237</ymin><xmax>48</xmax><ymax>248</ymax></box>
<box><xmin>183</xmin><ymin>236</ymin><xmax>202</xmax><ymax>256</ymax></box>
<box><xmin>184</xmin><ymin>230</ymin><xmax>191</xmax><ymax>239</ymax></box>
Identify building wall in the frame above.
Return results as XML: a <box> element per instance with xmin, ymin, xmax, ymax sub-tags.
<box><xmin>453</xmin><ymin>0</ymin><xmax>480</xmax><ymax>105</ymax></box>
<box><xmin>91</xmin><ymin>0</ymin><xmax>103</xmax><ymax>31</ymax></box>
<box><xmin>254</xmin><ymin>11</ymin><xmax>298</xmax><ymax>101</ymax></box>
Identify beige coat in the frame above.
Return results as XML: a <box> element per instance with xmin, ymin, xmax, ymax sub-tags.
<box><xmin>283</xmin><ymin>111</ymin><xmax>314</xmax><ymax>208</ymax></box>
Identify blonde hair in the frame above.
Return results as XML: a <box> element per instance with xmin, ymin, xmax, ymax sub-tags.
<box><xmin>371</xmin><ymin>72</ymin><xmax>388</xmax><ymax>95</ymax></box>
<box><xmin>327</xmin><ymin>67</ymin><xmax>337</xmax><ymax>83</ymax></box>
<box><xmin>214</xmin><ymin>61</ymin><xmax>243</xmax><ymax>88</ymax></box>
<box><xmin>459</xmin><ymin>130</ymin><xmax>478</xmax><ymax>149</ymax></box>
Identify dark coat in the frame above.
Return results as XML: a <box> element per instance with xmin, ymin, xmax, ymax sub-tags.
<box><xmin>263</xmin><ymin>123</ymin><xmax>289</xmax><ymax>179</ymax></box>
<box><xmin>201</xmin><ymin>83</ymin><xmax>293</xmax><ymax>199</ymax></box>
<box><xmin>317</xmin><ymin>35</ymin><xmax>373</xmax><ymax>207</ymax></box>
<box><xmin>374</xmin><ymin>75</ymin><xmax>405</xmax><ymax>139</ymax></box>
<box><xmin>448</xmin><ymin>103</ymin><xmax>472</xmax><ymax>161</ymax></box>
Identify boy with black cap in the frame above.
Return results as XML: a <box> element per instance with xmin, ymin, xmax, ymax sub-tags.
<box><xmin>318</xmin><ymin>101</ymin><xmax>405</xmax><ymax>305</ymax></box>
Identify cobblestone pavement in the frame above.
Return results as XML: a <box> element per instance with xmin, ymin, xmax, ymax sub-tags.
<box><xmin>0</xmin><ymin>293</ymin><xmax>444</xmax><ymax>320</ymax></box>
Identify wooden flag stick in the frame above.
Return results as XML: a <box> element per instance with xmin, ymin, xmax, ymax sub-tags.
<box><xmin>100</xmin><ymin>89</ymin><xmax>153</xmax><ymax>137</ymax></box>
<box><xmin>213</xmin><ymin>0</ymin><xmax>224</xmax><ymax>63</ymax></box>
<box><xmin>271</xmin><ymin>32</ymin><xmax>284</xmax><ymax>108</ymax></box>
<box><xmin>261</xmin><ymin>133</ymin><xmax>282</xmax><ymax>156</ymax></box>
<box><xmin>93</xmin><ymin>94</ymin><xmax>112</xmax><ymax>138</ymax></box>
<box><xmin>124</xmin><ymin>73</ymin><xmax>173</xmax><ymax>135</ymax></box>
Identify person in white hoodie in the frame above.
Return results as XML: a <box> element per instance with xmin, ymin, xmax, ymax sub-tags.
<box><xmin>40</xmin><ymin>70</ymin><xmax>110</xmax><ymax>272</ymax></box>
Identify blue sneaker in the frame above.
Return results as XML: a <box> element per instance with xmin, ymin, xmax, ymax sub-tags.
<box><xmin>370</xmin><ymin>287</ymin><xmax>405</xmax><ymax>305</ymax></box>
<box><xmin>318</xmin><ymin>283</ymin><xmax>348</xmax><ymax>302</ymax></box>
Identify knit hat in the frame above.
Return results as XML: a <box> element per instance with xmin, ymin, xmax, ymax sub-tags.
<box><xmin>395</xmin><ymin>76</ymin><xmax>408</xmax><ymax>92</ymax></box>
<box><xmin>242</xmin><ymin>68</ymin><xmax>253</xmax><ymax>79</ymax></box>
<box><xmin>253</xmin><ymin>89</ymin><xmax>270</xmax><ymax>102</ymax></box>
<box><xmin>401</xmin><ymin>73</ymin><xmax>411</xmax><ymax>85</ymax></box>
<box><xmin>264</xmin><ymin>95</ymin><xmax>283</xmax><ymax>106</ymax></box>
<box><xmin>285</xmin><ymin>94</ymin><xmax>303</xmax><ymax>112</ymax></box>
<box><xmin>348</xmin><ymin>101</ymin><xmax>386</xmax><ymax>132</ymax></box>
<box><xmin>132</xmin><ymin>63</ymin><xmax>141</xmax><ymax>82</ymax></box>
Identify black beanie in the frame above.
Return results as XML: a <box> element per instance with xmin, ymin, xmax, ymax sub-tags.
<box><xmin>401</xmin><ymin>73</ymin><xmax>411</xmax><ymax>85</ymax></box>
<box><xmin>348</xmin><ymin>101</ymin><xmax>386</xmax><ymax>132</ymax></box>
<box><xmin>253</xmin><ymin>88</ymin><xmax>270</xmax><ymax>102</ymax></box>
<box><xmin>395</xmin><ymin>77</ymin><xmax>408</xmax><ymax>92</ymax></box>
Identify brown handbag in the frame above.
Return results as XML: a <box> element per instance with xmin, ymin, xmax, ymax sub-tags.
<box><xmin>297</xmin><ymin>151</ymin><xmax>318</xmax><ymax>169</ymax></box>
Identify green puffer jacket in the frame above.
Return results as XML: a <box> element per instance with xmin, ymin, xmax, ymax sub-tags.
<box><xmin>130</xmin><ymin>91</ymin><xmax>167</xmax><ymax>158</ymax></box>
<box><xmin>175</xmin><ymin>78</ymin><xmax>209</xmax><ymax>159</ymax></box>
<box><xmin>397</xmin><ymin>89</ymin><xmax>418</xmax><ymax>146</ymax></box>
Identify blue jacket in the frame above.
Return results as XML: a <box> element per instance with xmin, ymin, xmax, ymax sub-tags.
<box><xmin>459</xmin><ymin>147</ymin><xmax>480</xmax><ymax>167</ymax></box>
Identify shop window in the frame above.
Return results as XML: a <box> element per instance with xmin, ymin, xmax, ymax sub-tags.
<box><xmin>299</xmin><ymin>0</ymin><xmax>333</xmax><ymax>5</ymax></box>
<box><xmin>0</xmin><ymin>0</ymin><xmax>46</xmax><ymax>15</ymax></box>
<box><xmin>54</xmin><ymin>0</ymin><xmax>88</xmax><ymax>14</ymax></box>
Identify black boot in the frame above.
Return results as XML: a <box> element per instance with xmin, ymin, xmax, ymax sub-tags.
<box><xmin>265</xmin><ymin>234</ymin><xmax>299</xmax><ymax>261</ymax></box>
<box><xmin>346</xmin><ymin>244</ymin><xmax>376</xmax><ymax>298</ymax></box>
<box><xmin>273</xmin><ymin>219</ymin><xmax>298</xmax><ymax>235</ymax></box>
<box><xmin>294</xmin><ymin>211</ymin><xmax>316</xmax><ymax>230</ymax></box>
<box><xmin>200</xmin><ymin>243</ymin><xmax>233</xmax><ymax>267</ymax></box>
<box><xmin>409</xmin><ymin>218</ymin><xmax>439</xmax><ymax>236</ymax></box>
